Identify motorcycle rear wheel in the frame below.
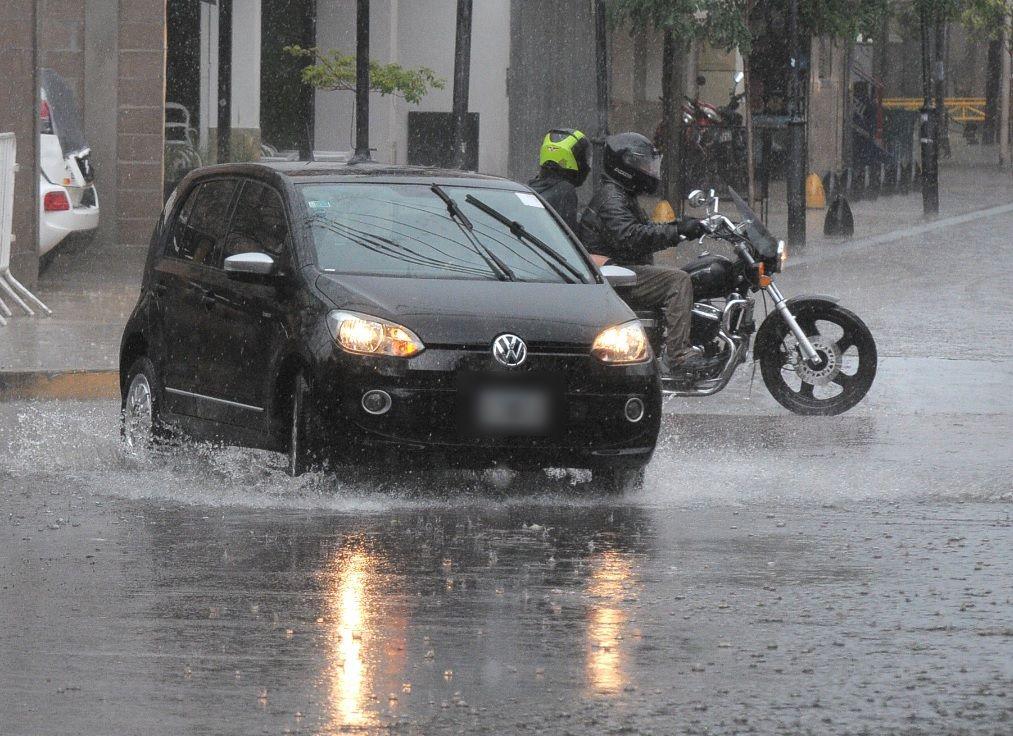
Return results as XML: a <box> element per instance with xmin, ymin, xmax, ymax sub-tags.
<box><xmin>758</xmin><ymin>303</ymin><xmax>877</xmax><ymax>416</ymax></box>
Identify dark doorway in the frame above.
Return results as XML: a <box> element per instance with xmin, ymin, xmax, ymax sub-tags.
<box><xmin>507</xmin><ymin>1</ymin><xmax>597</xmax><ymax>184</ymax></box>
<box><xmin>261</xmin><ymin>0</ymin><xmax>316</xmax><ymax>158</ymax></box>
<box><xmin>407</xmin><ymin>112</ymin><xmax>479</xmax><ymax>170</ymax></box>
<box><xmin>166</xmin><ymin>0</ymin><xmax>202</xmax><ymax>127</ymax></box>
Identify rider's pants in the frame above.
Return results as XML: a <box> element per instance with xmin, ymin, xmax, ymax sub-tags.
<box><xmin>617</xmin><ymin>265</ymin><xmax>694</xmax><ymax>365</ymax></box>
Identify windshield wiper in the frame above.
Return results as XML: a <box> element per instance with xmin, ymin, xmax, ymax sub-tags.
<box><xmin>431</xmin><ymin>184</ymin><xmax>516</xmax><ymax>282</ymax></box>
<box><xmin>463</xmin><ymin>194</ymin><xmax>587</xmax><ymax>284</ymax></box>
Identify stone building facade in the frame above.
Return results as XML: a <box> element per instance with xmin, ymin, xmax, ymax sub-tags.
<box><xmin>1</xmin><ymin>0</ymin><xmax>166</xmax><ymax>286</ymax></box>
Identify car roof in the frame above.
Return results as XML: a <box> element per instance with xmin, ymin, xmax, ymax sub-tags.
<box><xmin>191</xmin><ymin>161</ymin><xmax>529</xmax><ymax>190</ymax></box>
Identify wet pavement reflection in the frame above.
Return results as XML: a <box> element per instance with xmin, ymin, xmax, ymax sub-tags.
<box><xmin>5</xmin><ymin>471</ymin><xmax>1010</xmax><ymax>735</ymax></box>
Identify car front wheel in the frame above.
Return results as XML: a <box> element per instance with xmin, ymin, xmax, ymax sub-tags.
<box><xmin>121</xmin><ymin>357</ymin><xmax>165</xmax><ymax>453</ymax></box>
<box><xmin>287</xmin><ymin>372</ymin><xmax>324</xmax><ymax>477</ymax></box>
<box><xmin>593</xmin><ymin>465</ymin><xmax>646</xmax><ymax>495</ymax></box>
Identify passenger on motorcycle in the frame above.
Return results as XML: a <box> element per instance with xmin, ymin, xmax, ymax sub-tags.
<box><xmin>528</xmin><ymin>128</ymin><xmax>591</xmax><ymax>233</ymax></box>
<box><xmin>579</xmin><ymin>132</ymin><xmax>715</xmax><ymax>375</ymax></box>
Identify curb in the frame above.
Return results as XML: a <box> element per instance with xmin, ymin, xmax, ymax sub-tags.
<box><xmin>0</xmin><ymin>370</ymin><xmax>119</xmax><ymax>401</ymax></box>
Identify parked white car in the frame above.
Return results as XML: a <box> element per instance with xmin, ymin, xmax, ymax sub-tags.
<box><xmin>39</xmin><ymin>69</ymin><xmax>98</xmax><ymax>257</ymax></box>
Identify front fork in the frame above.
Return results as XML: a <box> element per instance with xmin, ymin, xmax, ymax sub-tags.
<box><xmin>764</xmin><ymin>281</ymin><xmax>819</xmax><ymax>363</ymax></box>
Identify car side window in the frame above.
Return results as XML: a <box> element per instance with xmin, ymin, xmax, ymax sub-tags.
<box><xmin>164</xmin><ymin>185</ymin><xmax>199</xmax><ymax>260</ymax></box>
<box><xmin>224</xmin><ymin>181</ymin><xmax>290</xmax><ymax>262</ymax></box>
<box><xmin>164</xmin><ymin>179</ymin><xmax>237</xmax><ymax>267</ymax></box>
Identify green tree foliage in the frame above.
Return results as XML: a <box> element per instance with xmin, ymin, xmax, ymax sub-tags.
<box><xmin>959</xmin><ymin>0</ymin><xmax>1011</xmax><ymax>39</ymax></box>
<box><xmin>607</xmin><ymin>1</ymin><xmax>895</xmax><ymax>51</ymax></box>
<box><xmin>605</xmin><ymin>0</ymin><xmax>750</xmax><ymax>50</ymax></box>
<box><xmin>284</xmin><ymin>45</ymin><xmax>445</xmax><ymax>104</ymax></box>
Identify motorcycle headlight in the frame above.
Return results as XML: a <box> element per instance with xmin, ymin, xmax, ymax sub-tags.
<box><xmin>777</xmin><ymin>239</ymin><xmax>788</xmax><ymax>270</ymax></box>
<box><xmin>591</xmin><ymin>320</ymin><xmax>650</xmax><ymax>364</ymax></box>
<box><xmin>326</xmin><ymin>310</ymin><xmax>425</xmax><ymax>358</ymax></box>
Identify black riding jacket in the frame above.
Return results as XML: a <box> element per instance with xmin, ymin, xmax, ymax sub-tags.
<box><xmin>528</xmin><ymin>171</ymin><xmax>579</xmax><ymax>233</ymax></box>
<box><xmin>578</xmin><ymin>176</ymin><xmax>685</xmax><ymax>266</ymax></box>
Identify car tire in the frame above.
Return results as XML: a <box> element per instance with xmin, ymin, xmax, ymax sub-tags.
<box><xmin>121</xmin><ymin>357</ymin><xmax>167</xmax><ymax>453</ymax></box>
<box><xmin>594</xmin><ymin>465</ymin><xmax>646</xmax><ymax>495</ymax></box>
<box><xmin>287</xmin><ymin>371</ymin><xmax>324</xmax><ymax>477</ymax></box>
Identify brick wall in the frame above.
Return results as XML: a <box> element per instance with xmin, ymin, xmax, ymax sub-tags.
<box><xmin>39</xmin><ymin>1</ymin><xmax>86</xmax><ymax>102</ymax></box>
<box><xmin>117</xmin><ymin>0</ymin><xmax>166</xmax><ymax>249</ymax></box>
<box><xmin>0</xmin><ymin>0</ymin><xmax>39</xmax><ymax>286</ymax></box>
<box><xmin>36</xmin><ymin>0</ymin><xmax>166</xmax><ymax>259</ymax></box>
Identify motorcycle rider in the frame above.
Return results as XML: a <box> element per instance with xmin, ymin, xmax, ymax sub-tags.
<box><xmin>579</xmin><ymin>131</ymin><xmax>714</xmax><ymax>375</ymax></box>
<box><xmin>528</xmin><ymin>128</ymin><xmax>591</xmax><ymax>233</ymax></box>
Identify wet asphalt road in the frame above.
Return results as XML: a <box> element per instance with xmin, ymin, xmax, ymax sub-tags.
<box><xmin>2</xmin><ymin>213</ymin><xmax>1012</xmax><ymax>734</ymax></box>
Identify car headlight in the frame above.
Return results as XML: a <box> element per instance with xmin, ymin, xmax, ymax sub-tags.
<box><xmin>326</xmin><ymin>310</ymin><xmax>425</xmax><ymax>358</ymax></box>
<box><xmin>591</xmin><ymin>320</ymin><xmax>650</xmax><ymax>364</ymax></box>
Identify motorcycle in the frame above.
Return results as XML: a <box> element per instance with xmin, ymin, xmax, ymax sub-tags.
<box><xmin>639</xmin><ymin>188</ymin><xmax>877</xmax><ymax>415</ymax></box>
<box><xmin>674</xmin><ymin>73</ymin><xmax>749</xmax><ymax>196</ymax></box>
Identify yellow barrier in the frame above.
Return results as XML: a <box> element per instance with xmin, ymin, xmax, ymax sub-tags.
<box><xmin>882</xmin><ymin>97</ymin><xmax>986</xmax><ymax>123</ymax></box>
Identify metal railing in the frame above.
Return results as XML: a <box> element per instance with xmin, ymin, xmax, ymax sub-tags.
<box><xmin>0</xmin><ymin>132</ymin><xmax>51</xmax><ymax>325</ymax></box>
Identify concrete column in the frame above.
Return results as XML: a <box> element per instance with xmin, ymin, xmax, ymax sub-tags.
<box><xmin>85</xmin><ymin>0</ymin><xmax>119</xmax><ymax>249</ymax></box>
<box><xmin>0</xmin><ymin>0</ymin><xmax>40</xmax><ymax>286</ymax></box>
<box><xmin>230</xmin><ymin>0</ymin><xmax>262</xmax><ymax>160</ymax></box>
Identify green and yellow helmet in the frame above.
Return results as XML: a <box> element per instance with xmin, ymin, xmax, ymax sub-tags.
<box><xmin>539</xmin><ymin>128</ymin><xmax>590</xmax><ymax>186</ymax></box>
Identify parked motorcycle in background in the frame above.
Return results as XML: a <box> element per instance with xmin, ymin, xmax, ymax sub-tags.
<box><xmin>657</xmin><ymin>73</ymin><xmax>749</xmax><ymax>197</ymax></box>
<box><xmin>638</xmin><ymin>188</ymin><xmax>877</xmax><ymax>415</ymax></box>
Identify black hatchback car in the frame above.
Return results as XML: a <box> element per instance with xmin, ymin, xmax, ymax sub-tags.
<box><xmin>119</xmin><ymin>163</ymin><xmax>660</xmax><ymax>491</ymax></box>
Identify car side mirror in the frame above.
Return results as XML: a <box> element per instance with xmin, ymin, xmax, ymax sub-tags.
<box><xmin>600</xmin><ymin>264</ymin><xmax>637</xmax><ymax>288</ymax></box>
<box><xmin>224</xmin><ymin>252</ymin><xmax>275</xmax><ymax>277</ymax></box>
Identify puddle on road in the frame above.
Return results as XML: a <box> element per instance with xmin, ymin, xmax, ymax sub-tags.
<box><xmin>1</xmin><ymin>399</ymin><xmax>1009</xmax><ymax>509</ymax></box>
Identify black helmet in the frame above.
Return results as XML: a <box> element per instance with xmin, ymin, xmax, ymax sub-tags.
<box><xmin>604</xmin><ymin>132</ymin><xmax>663</xmax><ymax>194</ymax></box>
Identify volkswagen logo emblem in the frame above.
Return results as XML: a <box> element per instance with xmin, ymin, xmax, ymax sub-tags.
<box><xmin>492</xmin><ymin>334</ymin><xmax>527</xmax><ymax>367</ymax></box>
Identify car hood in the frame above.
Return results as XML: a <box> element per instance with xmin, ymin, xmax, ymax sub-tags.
<box><xmin>315</xmin><ymin>273</ymin><xmax>635</xmax><ymax>347</ymax></box>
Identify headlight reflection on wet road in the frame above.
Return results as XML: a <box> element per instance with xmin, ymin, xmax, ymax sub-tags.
<box><xmin>324</xmin><ymin>546</ymin><xmax>378</xmax><ymax>729</ymax></box>
<box><xmin>585</xmin><ymin>549</ymin><xmax>637</xmax><ymax>694</ymax></box>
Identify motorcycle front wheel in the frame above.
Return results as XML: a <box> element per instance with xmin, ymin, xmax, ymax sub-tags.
<box><xmin>758</xmin><ymin>303</ymin><xmax>877</xmax><ymax>416</ymax></box>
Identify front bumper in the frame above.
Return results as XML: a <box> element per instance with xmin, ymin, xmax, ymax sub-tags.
<box><xmin>308</xmin><ymin>346</ymin><xmax>662</xmax><ymax>469</ymax></box>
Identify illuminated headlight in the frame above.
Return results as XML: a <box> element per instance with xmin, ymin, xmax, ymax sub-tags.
<box><xmin>777</xmin><ymin>239</ymin><xmax>788</xmax><ymax>269</ymax></box>
<box><xmin>326</xmin><ymin>310</ymin><xmax>424</xmax><ymax>358</ymax></box>
<box><xmin>591</xmin><ymin>320</ymin><xmax>650</xmax><ymax>364</ymax></box>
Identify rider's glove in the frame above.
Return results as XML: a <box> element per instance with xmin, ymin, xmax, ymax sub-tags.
<box><xmin>677</xmin><ymin>218</ymin><xmax>707</xmax><ymax>241</ymax></box>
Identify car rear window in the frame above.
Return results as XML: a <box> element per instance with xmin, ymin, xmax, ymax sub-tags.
<box><xmin>300</xmin><ymin>183</ymin><xmax>594</xmax><ymax>283</ymax></box>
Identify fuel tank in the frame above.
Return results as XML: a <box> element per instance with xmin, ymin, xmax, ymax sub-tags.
<box><xmin>683</xmin><ymin>253</ymin><xmax>736</xmax><ymax>300</ymax></box>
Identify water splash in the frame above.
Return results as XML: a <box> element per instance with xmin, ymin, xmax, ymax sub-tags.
<box><xmin>2</xmin><ymin>399</ymin><xmax>1009</xmax><ymax>509</ymax></box>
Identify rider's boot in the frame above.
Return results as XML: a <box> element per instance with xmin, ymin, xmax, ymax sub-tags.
<box><xmin>661</xmin><ymin>346</ymin><xmax>724</xmax><ymax>385</ymax></box>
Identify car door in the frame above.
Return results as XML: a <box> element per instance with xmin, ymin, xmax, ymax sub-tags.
<box><xmin>156</xmin><ymin>178</ymin><xmax>239</xmax><ymax>420</ymax></box>
<box><xmin>197</xmin><ymin>179</ymin><xmax>293</xmax><ymax>430</ymax></box>
<box><xmin>151</xmin><ymin>182</ymin><xmax>203</xmax><ymax>413</ymax></box>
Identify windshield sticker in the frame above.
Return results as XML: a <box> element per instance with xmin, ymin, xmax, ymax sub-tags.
<box><xmin>308</xmin><ymin>200</ymin><xmax>332</xmax><ymax>209</ymax></box>
<box><xmin>516</xmin><ymin>192</ymin><xmax>544</xmax><ymax>208</ymax></box>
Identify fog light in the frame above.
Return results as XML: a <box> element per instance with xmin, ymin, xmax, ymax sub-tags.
<box><xmin>624</xmin><ymin>397</ymin><xmax>645</xmax><ymax>423</ymax></box>
<box><xmin>361</xmin><ymin>389</ymin><xmax>392</xmax><ymax>415</ymax></box>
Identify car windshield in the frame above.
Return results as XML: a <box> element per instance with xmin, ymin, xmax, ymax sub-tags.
<box><xmin>728</xmin><ymin>186</ymin><xmax>778</xmax><ymax>259</ymax></box>
<box><xmin>300</xmin><ymin>183</ymin><xmax>595</xmax><ymax>283</ymax></box>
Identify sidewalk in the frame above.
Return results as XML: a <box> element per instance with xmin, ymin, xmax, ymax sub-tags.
<box><xmin>0</xmin><ymin>239</ymin><xmax>145</xmax><ymax>398</ymax></box>
<box><xmin>658</xmin><ymin>144</ymin><xmax>1013</xmax><ymax>267</ymax></box>
<box><xmin>2</xmin><ymin>149</ymin><xmax>1012</xmax><ymax>400</ymax></box>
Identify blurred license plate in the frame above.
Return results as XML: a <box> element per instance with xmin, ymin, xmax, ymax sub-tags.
<box><xmin>475</xmin><ymin>386</ymin><xmax>550</xmax><ymax>434</ymax></box>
